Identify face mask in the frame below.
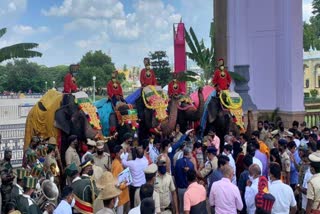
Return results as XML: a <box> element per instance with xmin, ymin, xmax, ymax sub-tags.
<box><xmin>71</xmin><ymin>198</ymin><xmax>76</xmax><ymax>207</ymax></box>
<box><xmin>304</xmin><ymin>135</ymin><xmax>309</xmax><ymax>140</ymax></box>
<box><xmin>120</xmin><ymin>152</ymin><xmax>126</xmax><ymax>160</ymax></box>
<box><xmin>258</xmin><ymin>127</ymin><xmax>262</xmax><ymax>131</ymax></box>
<box><xmin>168</xmin><ymin>147</ymin><xmax>173</xmax><ymax>153</ymax></box>
<box><xmin>32</xmin><ymin>144</ymin><xmax>37</xmax><ymax>149</ymax></box>
<box><xmin>280</xmin><ymin>127</ymin><xmax>284</xmax><ymax>132</ymax></box>
<box><xmin>114</xmin><ymin>197</ymin><xmax>119</xmax><ymax>208</ymax></box>
<box><xmin>88</xmin><ymin>169</ymin><xmax>94</xmax><ymax>176</ymax></box>
<box><xmin>97</xmin><ymin>150</ymin><xmax>103</xmax><ymax>155</ymax></box>
<box><xmin>248</xmin><ymin>175</ymin><xmax>254</xmax><ymax>182</ymax></box>
<box><xmin>158</xmin><ymin>165</ymin><xmax>167</xmax><ymax>174</ymax></box>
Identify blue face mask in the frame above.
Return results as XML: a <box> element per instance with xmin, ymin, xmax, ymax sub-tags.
<box><xmin>158</xmin><ymin>165</ymin><xmax>166</xmax><ymax>175</ymax></box>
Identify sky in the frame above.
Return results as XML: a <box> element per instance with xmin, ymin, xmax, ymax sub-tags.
<box><xmin>0</xmin><ymin>0</ymin><xmax>315</xmax><ymax>69</ymax></box>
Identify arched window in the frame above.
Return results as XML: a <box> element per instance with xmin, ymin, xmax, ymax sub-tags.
<box><xmin>315</xmin><ymin>64</ymin><xmax>320</xmax><ymax>87</ymax></box>
<box><xmin>306</xmin><ymin>79</ymin><xmax>310</xmax><ymax>88</ymax></box>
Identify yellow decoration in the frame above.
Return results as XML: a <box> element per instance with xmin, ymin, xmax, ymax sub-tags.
<box><xmin>79</xmin><ymin>102</ymin><xmax>101</xmax><ymax>130</ymax></box>
<box><xmin>142</xmin><ymin>86</ymin><xmax>168</xmax><ymax>121</ymax></box>
<box><xmin>219</xmin><ymin>90</ymin><xmax>243</xmax><ymax>110</ymax></box>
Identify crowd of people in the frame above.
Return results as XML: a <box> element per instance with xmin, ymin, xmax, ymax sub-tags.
<box><xmin>0</xmin><ymin>119</ymin><xmax>320</xmax><ymax>214</ymax></box>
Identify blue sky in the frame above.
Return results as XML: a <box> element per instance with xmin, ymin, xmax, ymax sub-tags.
<box><xmin>0</xmin><ymin>0</ymin><xmax>315</xmax><ymax>69</ymax></box>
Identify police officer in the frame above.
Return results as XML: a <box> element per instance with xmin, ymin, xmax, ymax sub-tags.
<box><xmin>155</xmin><ymin>156</ymin><xmax>179</xmax><ymax>214</ymax></box>
<box><xmin>93</xmin><ymin>141</ymin><xmax>111</xmax><ymax>172</ymax></box>
<box><xmin>198</xmin><ymin>147</ymin><xmax>218</xmax><ymax>181</ymax></box>
<box><xmin>0</xmin><ymin>148</ymin><xmax>15</xmax><ymax>208</ymax></box>
<box><xmin>15</xmin><ymin>176</ymin><xmax>42</xmax><ymax>214</ymax></box>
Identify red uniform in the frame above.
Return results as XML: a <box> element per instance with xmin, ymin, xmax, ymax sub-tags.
<box><xmin>168</xmin><ymin>80</ymin><xmax>184</xmax><ymax>97</ymax></box>
<box><xmin>63</xmin><ymin>73</ymin><xmax>78</xmax><ymax>93</ymax></box>
<box><xmin>140</xmin><ymin>68</ymin><xmax>157</xmax><ymax>87</ymax></box>
<box><xmin>107</xmin><ymin>80</ymin><xmax>123</xmax><ymax>98</ymax></box>
<box><xmin>212</xmin><ymin>69</ymin><xmax>231</xmax><ymax>91</ymax></box>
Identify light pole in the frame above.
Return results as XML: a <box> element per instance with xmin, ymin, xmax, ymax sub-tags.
<box><xmin>92</xmin><ymin>76</ymin><xmax>96</xmax><ymax>102</ymax></box>
<box><xmin>45</xmin><ymin>81</ymin><xmax>47</xmax><ymax>92</ymax></box>
<box><xmin>53</xmin><ymin>81</ymin><xmax>55</xmax><ymax>89</ymax></box>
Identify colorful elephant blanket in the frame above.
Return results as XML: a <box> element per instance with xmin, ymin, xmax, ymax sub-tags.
<box><xmin>94</xmin><ymin>98</ymin><xmax>113</xmax><ymax>136</ymax></box>
<box><xmin>142</xmin><ymin>85</ymin><xmax>169</xmax><ymax>121</ymax></box>
<box><xmin>76</xmin><ymin>96</ymin><xmax>102</xmax><ymax>131</ymax></box>
<box><xmin>24</xmin><ymin>90</ymin><xmax>63</xmax><ymax>151</ymax></box>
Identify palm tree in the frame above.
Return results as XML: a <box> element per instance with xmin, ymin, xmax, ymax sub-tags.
<box><xmin>0</xmin><ymin>28</ymin><xmax>42</xmax><ymax>63</ymax></box>
<box><xmin>185</xmin><ymin>24</ymin><xmax>245</xmax><ymax>84</ymax></box>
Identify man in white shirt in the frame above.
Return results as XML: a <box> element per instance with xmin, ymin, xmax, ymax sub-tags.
<box><xmin>54</xmin><ymin>187</ymin><xmax>74</xmax><ymax>214</ymax></box>
<box><xmin>245</xmin><ymin>164</ymin><xmax>261</xmax><ymax>214</ymax></box>
<box><xmin>129</xmin><ymin>184</ymin><xmax>154</xmax><ymax>214</ymax></box>
<box><xmin>81</xmin><ymin>139</ymin><xmax>96</xmax><ymax>163</ymax></box>
<box><xmin>269</xmin><ymin>162</ymin><xmax>297</xmax><ymax>214</ymax></box>
<box><xmin>149</xmin><ymin>137</ymin><xmax>161</xmax><ymax>164</ymax></box>
<box><xmin>223</xmin><ymin>144</ymin><xmax>236</xmax><ymax>184</ymax></box>
<box><xmin>122</xmin><ymin>146</ymin><xmax>148</xmax><ymax>209</ymax></box>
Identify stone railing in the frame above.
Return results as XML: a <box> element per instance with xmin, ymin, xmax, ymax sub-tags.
<box><xmin>0</xmin><ymin>124</ymin><xmax>25</xmax><ymax>167</ymax></box>
<box><xmin>305</xmin><ymin>112</ymin><xmax>320</xmax><ymax>128</ymax></box>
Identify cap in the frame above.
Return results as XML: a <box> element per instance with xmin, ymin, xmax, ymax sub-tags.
<box><xmin>23</xmin><ymin>176</ymin><xmax>38</xmax><ymax>189</ymax></box>
<box><xmin>31</xmin><ymin>164</ymin><xmax>43</xmax><ymax>177</ymax></box>
<box><xmin>16</xmin><ymin>168</ymin><xmax>30</xmax><ymax>180</ymax></box>
<box><xmin>65</xmin><ymin>163</ymin><xmax>78</xmax><ymax>177</ymax></box>
<box><xmin>31</xmin><ymin>136</ymin><xmax>40</xmax><ymax>143</ymax></box>
<box><xmin>27</xmin><ymin>150</ymin><xmax>38</xmax><ymax>163</ymax></box>
<box><xmin>309</xmin><ymin>152</ymin><xmax>320</xmax><ymax>163</ymax></box>
<box><xmin>278</xmin><ymin>139</ymin><xmax>288</xmax><ymax>146</ymax></box>
<box><xmin>87</xmin><ymin>139</ymin><xmax>97</xmax><ymax>147</ymax></box>
<box><xmin>144</xmin><ymin>163</ymin><xmax>158</xmax><ymax>174</ymax></box>
<box><xmin>96</xmin><ymin>141</ymin><xmax>104</xmax><ymax>150</ymax></box>
<box><xmin>48</xmin><ymin>137</ymin><xmax>57</xmax><ymax>145</ymax></box>
<box><xmin>37</xmin><ymin>145</ymin><xmax>47</xmax><ymax>157</ymax></box>
<box><xmin>207</xmin><ymin>147</ymin><xmax>217</xmax><ymax>155</ymax></box>
<box><xmin>157</xmin><ymin>155</ymin><xmax>167</xmax><ymax>165</ymax></box>
<box><xmin>84</xmin><ymin>154</ymin><xmax>94</xmax><ymax>163</ymax></box>
<box><xmin>80</xmin><ymin>159</ymin><xmax>93</xmax><ymax>169</ymax></box>
<box><xmin>68</xmin><ymin>135</ymin><xmax>77</xmax><ymax>144</ymax></box>
<box><xmin>96</xmin><ymin>171</ymin><xmax>117</xmax><ymax>189</ymax></box>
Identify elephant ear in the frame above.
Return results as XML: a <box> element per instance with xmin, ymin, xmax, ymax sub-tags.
<box><xmin>55</xmin><ymin>106</ymin><xmax>71</xmax><ymax>135</ymax></box>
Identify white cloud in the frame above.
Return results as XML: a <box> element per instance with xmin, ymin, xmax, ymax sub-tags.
<box><xmin>42</xmin><ymin>0</ymin><xmax>124</xmax><ymax>19</ymax></box>
<box><xmin>12</xmin><ymin>25</ymin><xmax>49</xmax><ymax>36</ymax></box>
<box><xmin>75</xmin><ymin>32</ymin><xmax>109</xmax><ymax>49</ymax></box>
<box><xmin>0</xmin><ymin>0</ymin><xmax>27</xmax><ymax>16</ymax></box>
<box><xmin>303</xmin><ymin>0</ymin><xmax>313</xmax><ymax>23</ymax></box>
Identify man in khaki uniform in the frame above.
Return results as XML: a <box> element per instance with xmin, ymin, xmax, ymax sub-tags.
<box><xmin>279</xmin><ymin>139</ymin><xmax>291</xmax><ymax>185</ymax></box>
<box><xmin>93</xmin><ymin>141</ymin><xmax>111</xmax><ymax>172</ymax></box>
<box><xmin>154</xmin><ymin>156</ymin><xmax>179</xmax><ymax>214</ymax></box>
<box><xmin>65</xmin><ymin>135</ymin><xmax>81</xmax><ymax>169</ymax></box>
<box><xmin>134</xmin><ymin>163</ymin><xmax>161</xmax><ymax>214</ymax></box>
<box><xmin>306</xmin><ymin>150</ymin><xmax>320</xmax><ymax>213</ymax></box>
<box><xmin>198</xmin><ymin>147</ymin><xmax>218</xmax><ymax>180</ymax></box>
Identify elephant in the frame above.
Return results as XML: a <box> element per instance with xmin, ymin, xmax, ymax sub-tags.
<box><xmin>174</xmin><ymin>88</ymin><xmax>205</xmax><ymax>133</ymax></box>
<box><xmin>24</xmin><ymin>90</ymin><xmax>104</xmax><ymax>167</ymax></box>
<box><xmin>94</xmin><ymin>98</ymin><xmax>139</xmax><ymax>148</ymax></box>
<box><xmin>135</xmin><ymin>86</ymin><xmax>179</xmax><ymax>140</ymax></box>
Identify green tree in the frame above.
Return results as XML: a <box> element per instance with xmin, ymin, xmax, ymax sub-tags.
<box><xmin>78</xmin><ymin>50</ymin><xmax>119</xmax><ymax>88</ymax></box>
<box><xmin>313</xmin><ymin>0</ymin><xmax>320</xmax><ymax>18</ymax></box>
<box><xmin>0</xmin><ymin>28</ymin><xmax>42</xmax><ymax>63</ymax></box>
<box><xmin>304</xmin><ymin>22</ymin><xmax>320</xmax><ymax>50</ymax></box>
<box><xmin>149</xmin><ymin>51</ymin><xmax>171</xmax><ymax>87</ymax></box>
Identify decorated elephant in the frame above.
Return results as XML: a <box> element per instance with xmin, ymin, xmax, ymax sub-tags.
<box><xmin>133</xmin><ymin>85</ymin><xmax>179</xmax><ymax>139</ymax></box>
<box><xmin>196</xmin><ymin>86</ymin><xmax>244</xmax><ymax>146</ymax></box>
<box><xmin>173</xmin><ymin>88</ymin><xmax>205</xmax><ymax>133</ymax></box>
<box><xmin>94</xmin><ymin>98</ymin><xmax>139</xmax><ymax>144</ymax></box>
<box><xmin>24</xmin><ymin>90</ymin><xmax>104</xmax><ymax>166</ymax></box>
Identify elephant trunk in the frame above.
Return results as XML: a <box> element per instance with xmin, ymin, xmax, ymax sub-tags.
<box><xmin>185</xmin><ymin>88</ymin><xmax>205</xmax><ymax>121</ymax></box>
<box><xmin>161</xmin><ymin>98</ymin><xmax>178</xmax><ymax>136</ymax></box>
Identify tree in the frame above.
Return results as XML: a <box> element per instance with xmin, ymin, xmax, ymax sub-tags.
<box><xmin>304</xmin><ymin>22</ymin><xmax>320</xmax><ymax>50</ymax></box>
<box><xmin>313</xmin><ymin>0</ymin><xmax>320</xmax><ymax>19</ymax></box>
<box><xmin>0</xmin><ymin>28</ymin><xmax>42</xmax><ymax>63</ymax></box>
<box><xmin>149</xmin><ymin>51</ymin><xmax>171</xmax><ymax>87</ymax></box>
<box><xmin>78</xmin><ymin>50</ymin><xmax>119</xmax><ymax>88</ymax></box>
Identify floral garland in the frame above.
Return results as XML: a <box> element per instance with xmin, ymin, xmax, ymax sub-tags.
<box><xmin>142</xmin><ymin>86</ymin><xmax>169</xmax><ymax>121</ymax></box>
<box><xmin>77</xmin><ymin>100</ymin><xmax>102</xmax><ymax>130</ymax></box>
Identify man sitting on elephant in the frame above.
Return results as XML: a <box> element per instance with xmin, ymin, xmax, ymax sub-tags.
<box><xmin>212</xmin><ymin>58</ymin><xmax>231</xmax><ymax>92</ymax></box>
<box><xmin>63</xmin><ymin>64</ymin><xmax>79</xmax><ymax>93</ymax></box>
<box><xmin>140</xmin><ymin>57</ymin><xmax>157</xmax><ymax>87</ymax></box>
<box><xmin>107</xmin><ymin>70</ymin><xmax>125</xmax><ymax>106</ymax></box>
<box><xmin>168</xmin><ymin>73</ymin><xmax>185</xmax><ymax>98</ymax></box>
